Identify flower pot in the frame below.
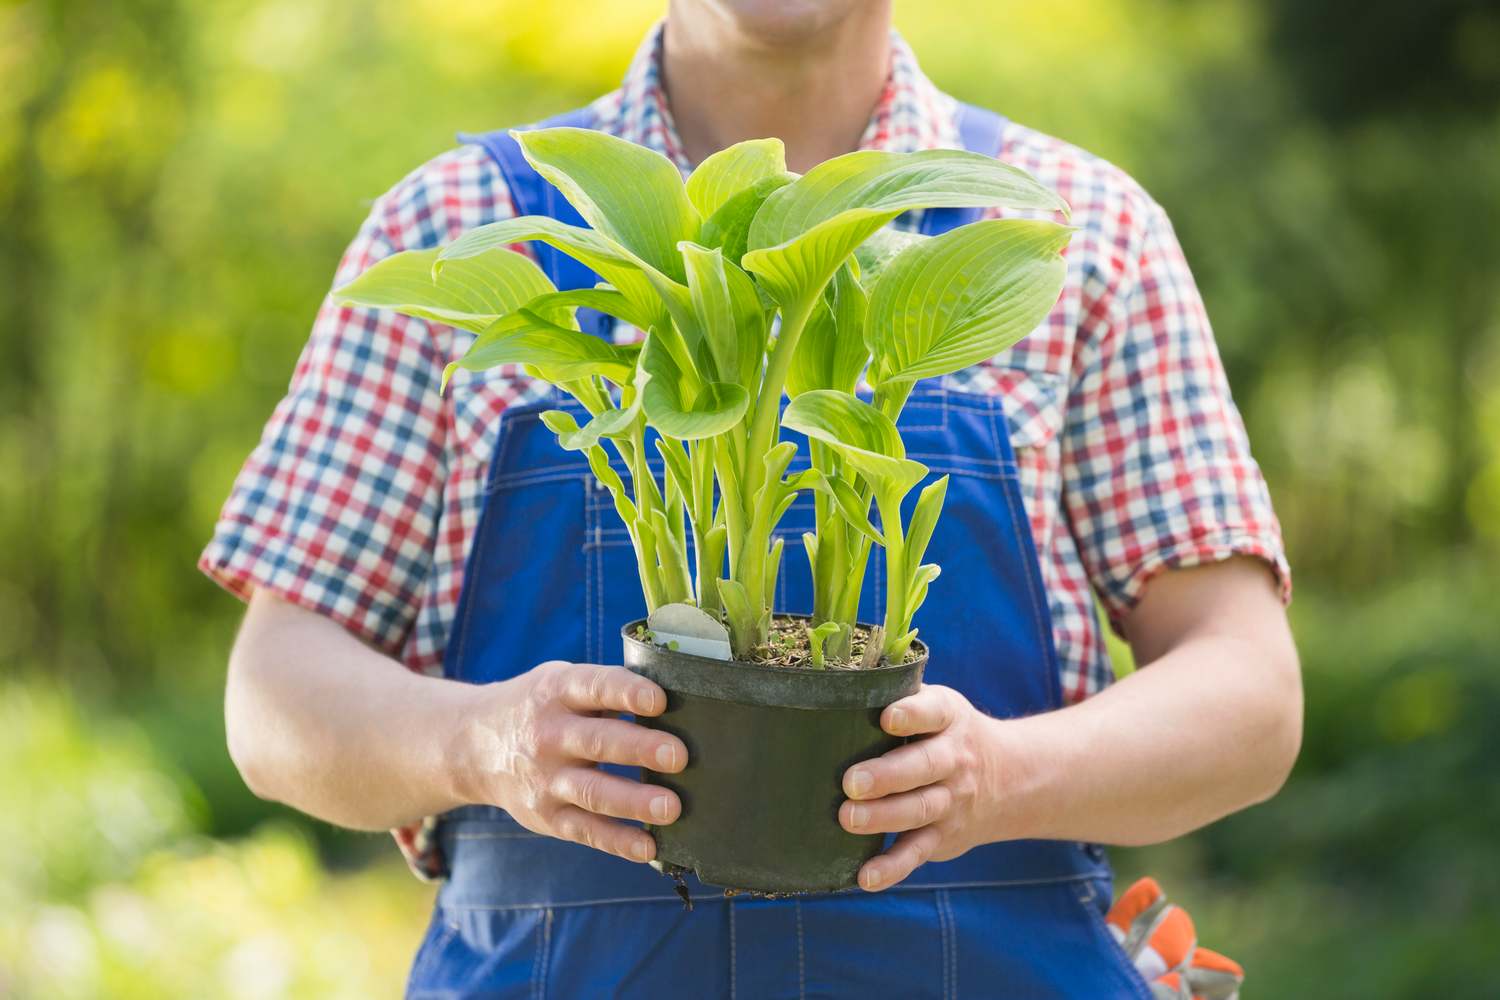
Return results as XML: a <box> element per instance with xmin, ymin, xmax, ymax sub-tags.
<box><xmin>621</xmin><ymin>617</ymin><xmax>926</xmax><ymax>894</ymax></box>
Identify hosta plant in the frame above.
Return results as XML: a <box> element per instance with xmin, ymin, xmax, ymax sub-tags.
<box><xmin>337</xmin><ymin>128</ymin><xmax>1070</xmax><ymax>666</ymax></box>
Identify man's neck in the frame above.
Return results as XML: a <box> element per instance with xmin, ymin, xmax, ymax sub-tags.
<box><xmin>661</xmin><ymin>3</ymin><xmax>894</xmax><ymax>173</ymax></box>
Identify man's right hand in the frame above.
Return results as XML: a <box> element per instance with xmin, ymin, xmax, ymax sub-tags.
<box><xmin>453</xmin><ymin>660</ymin><xmax>687</xmax><ymax>863</ymax></box>
<box><xmin>226</xmin><ymin>593</ymin><xmax>687</xmax><ymax>862</ymax></box>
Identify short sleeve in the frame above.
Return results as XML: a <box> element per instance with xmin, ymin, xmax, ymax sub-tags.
<box><xmin>198</xmin><ymin>207</ymin><xmax>450</xmax><ymax>655</ymax></box>
<box><xmin>1061</xmin><ymin>198</ymin><xmax>1291</xmax><ymax>626</ymax></box>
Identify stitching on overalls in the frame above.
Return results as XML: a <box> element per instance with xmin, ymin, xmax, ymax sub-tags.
<box><xmin>538</xmin><ymin>907</ymin><xmax>554</xmax><ymax>1000</ymax></box>
<box><xmin>944</xmin><ymin>890</ymin><xmax>959</xmax><ymax>1000</ymax></box>
<box><xmin>491</xmin><ymin>466</ymin><xmax>596</xmax><ymax>489</ymax></box>
<box><xmin>795</xmin><ymin>900</ymin><xmax>806</xmax><ymax>1000</ymax></box>
<box><xmin>585</xmin><ymin>480</ymin><xmax>597</xmax><ymax>664</ymax></box>
<box><xmin>530</xmin><ymin>909</ymin><xmax>543</xmax><ymax>1000</ymax></box>
<box><xmin>729</xmin><ymin>900</ymin><xmax>738</xmax><ymax>1000</ymax></box>
<box><xmin>895</xmin><ymin>392</ymin><xmax>947</xmax><ymax>431</ymax></box>
<box><xmin>482</xmin><ymin>407</ymin><xmax>526</xmax><ymax>497</ymax></box>
<box><xmin>989</xmin><ymin>401</ymin><xmax>1056</xmax><ymax>708</ymax></box>
<box><xmin>596</xmin><ymin>489</ymin><xmax>604</xmax><ymax>662</ymax></box>
<box><xmin>935</xmin><ymin>889</ymin><xmax>954</xmax><ymax>1000</ymax></box>
<box><xmin>448</xmin><ymin>411</ymin><xmax>518</xmax><ymax>681</ymax></box>
<box><xmin>933</xmin><ymin>891</ymin><xmax>948</xmax><ymax>1000</ymax></box>
<box><xmin>437</xmin><ymin>874</ymin><xmax>1100</xmax><ymax>911</ymax></box>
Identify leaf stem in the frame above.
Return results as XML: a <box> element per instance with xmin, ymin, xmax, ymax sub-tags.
<box><xmin>743</xmin><ymin>296</ymin><xmax>816</xmax><ymax>505</ymax></box>
<box><xmin>874</xmin><ymin>487</ymin><xmax>908</xmax><ymax>663</ymax></box>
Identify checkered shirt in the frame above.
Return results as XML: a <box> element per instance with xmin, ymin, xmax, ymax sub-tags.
<box><xmin>201</xmin><ymin>25</ymin><xmax>1291</xmax><ymax>878</ymax></box>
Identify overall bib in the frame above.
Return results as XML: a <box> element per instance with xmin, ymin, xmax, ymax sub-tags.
<box><xmin>407</xmin><ymin>107</ymin><xmax>1153</xmax><ymax>999</ymax></box>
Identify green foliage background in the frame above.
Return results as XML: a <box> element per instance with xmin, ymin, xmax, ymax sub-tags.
<box><xmin>2</xmin><ymin>0</ymin><xmax>1497</xmax><ymax>996</ymax></box>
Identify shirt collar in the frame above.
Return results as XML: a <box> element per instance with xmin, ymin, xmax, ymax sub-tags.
<box><xmin>590</xmin><ymin>22</ymin><xmax>962</xmax><ymax>175</ymax></box>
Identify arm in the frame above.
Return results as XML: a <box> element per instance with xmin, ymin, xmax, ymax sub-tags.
<box><xmin>840</xmin><ymin>556</ymin><xmax>1301</xmax><ymax>890</ymax></box>
<box><xmin>226</xmin><ymin>589</ymin><xmax>687</xmax><ymax>863</ymax></box>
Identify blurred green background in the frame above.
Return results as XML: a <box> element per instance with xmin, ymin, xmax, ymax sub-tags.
<box><xmin>3</xmin><ymin>0</ymin><xmax>1498</xmax><ymax>996</ymax></box>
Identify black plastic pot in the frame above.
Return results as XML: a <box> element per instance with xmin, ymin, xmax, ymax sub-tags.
<box><xmin>622</xmin><ymin>617</ymin><xmax>926</xmax><ymax>894</ymax></box>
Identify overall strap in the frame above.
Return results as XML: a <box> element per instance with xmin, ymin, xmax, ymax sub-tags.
<box><xmin>458</xmin><ymin>108</ymin><xmax>616</xmax><ymax>338</ymax></box>
<box><xmin>919</xmin><ymin>102</ymin><xmax>1010</xmax><ymax>237</ymax></box>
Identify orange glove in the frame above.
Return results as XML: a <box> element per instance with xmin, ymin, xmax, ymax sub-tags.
<box><xmin>1105</xmin><ymin>877</ymin><xmax>1244</xmax><ymax>1000</ymax></box>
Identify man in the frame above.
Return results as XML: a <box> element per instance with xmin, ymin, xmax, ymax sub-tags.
<box><xmin>204</xmin><ymin>1</ymin><xmax>1300</xmax><ymax>995</ymax></box>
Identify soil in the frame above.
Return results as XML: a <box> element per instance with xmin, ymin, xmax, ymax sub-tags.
<box><xmin>635</xmin><ymin>615</ymin><xmax>922</xmax><ymax>670</ymax></box>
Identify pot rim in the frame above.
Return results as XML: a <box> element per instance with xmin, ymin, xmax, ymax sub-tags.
<box><xmin>623</xmin><ymin>612</ymin><xmax>928</xmax><ymax>676</ymax></box>
<box><xmin>621</xmin><ymin>614</ymin><xmax>928</xmax><ymax>709</ymax></box>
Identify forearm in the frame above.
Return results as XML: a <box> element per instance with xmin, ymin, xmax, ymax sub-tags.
<box><xmin>226</xmin><ymin>589</ymin><xmax>478</xmax><ymax>831</ymax></box>
<box><xmin>984</xmin><ymin>559</ymin><xmax>1301</xmax><ymax>846</ymax></box>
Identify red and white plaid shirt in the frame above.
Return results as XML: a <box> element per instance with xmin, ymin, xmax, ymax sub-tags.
<box><xmin>202</xmin><ymin>26</ymin><xmax>1289</xmax><ymax>877</ymax></box>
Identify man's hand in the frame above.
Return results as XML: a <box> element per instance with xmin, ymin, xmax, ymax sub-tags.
<box><xmin>455</xmin><ymin>661</ymin><xmax>688</xmax><ymax>864</ymax></box>
<box><xmin>834</xmin><ymin>557</ymin><xmax>1299</xmax><ymax>893</ymax></box>
<box><xmin>839</xmin><ymin>684</ymin><xmax>1000</xmax><ymax>892</ymax></box>
<box><xmin>226</xmin><ymin>592</ymin><xmax>689</xmax><ymax>862</ymax></box>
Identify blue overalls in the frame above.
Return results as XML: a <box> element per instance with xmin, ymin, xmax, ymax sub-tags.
<box><xmin>406</xmin><ymin>106</ymin><xmax>1154</xmax><ymax>999</ymax></box>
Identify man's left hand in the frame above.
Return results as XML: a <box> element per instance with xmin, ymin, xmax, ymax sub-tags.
<box><xmin>839</xmin><ymin>684</ymin><xmax>1001</xmax><ymax>891</ymax></box>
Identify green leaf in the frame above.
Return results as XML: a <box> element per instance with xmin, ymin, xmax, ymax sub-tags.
<box><xmin>904</xmin><ymin>475</ymin><xmax>949</xmax><ymax>572</ymax></box>
<box><xmin>513</xmin><ymin>127</ymin><xmax>700</xmax><ymax>282</ymax></box>
<box><xmin>521</xmin><ymin>286</ymin><xmax>659</xmax><ymax>331</ymax></box>
<box><xmin>447</xmin><ymin>309</ymin><xmax>638</xmax><ymax>388</ymax></box>
<box><xmin>655</xmin><ymin>437</ymin><xmax>695</xmax><ymax>517</ymax></box>
<box><xmin>786</xmin><ymin>467</ymin><xmax>885</xmax><ymax>547</ymax></box>
<box><xmin>761</xmin><ymin>441</ymin><xmax>800</xmax><ymax>496</ymax></box>
<box><xmin>764</xmin><ymin>536</ymin><xmax>784</xmax><ymax>607</ymax></box>
<box><xmin>786</xmin><ymin>264</ymin><xmax>869</xmax><ymax>396</ymax></box>
<box><xmin>744</xmin><ymin>148</ymin><xmax>1069</xmax><ymax>309</ymax></box>
<box><xmin>639</xmin><ymin>331</ymin><xmax>750</xmax><ymax>440</ymax></box>
<box><xmin>771</xmin><ymin>491</ymin><xmax>798</xmax><ymax>527</ymax></box>
<box><xmin>717</xmin><ymin>578</ymin><xmax>763</xmax><ymax>659</ymax></box>
<box><xmin>700</xmin><ymin>173</ymin><xmax>795</xmax><ymax>267</ymax></box>
<box><xmin>698</xmin><ymin>523</ymin><xmax>729</xmax><ymax>613</ymax></box>
<box><xmin>782</xmin><ymin>389</ymin><xmax>929</xmax><ymax>500</ymax></box>
<box><xmin>649</xmin><ymin>506</ymin><xmax>693</xmax><ymax>603</ymax></box>
<box><xmin>828</xmin><ymin>476</ymin><xmax>885</xmax><ymax>547</ymax></box>
<box><xmin>885</xmin><ymin>627</ymin><xmax>920</xmax><ymax>662</ymax></box>
<box><xmin>807</xmin><ymin>620</ymin><xmax>842</xmax><ymax>669</ymax></box>
<box><xmin>908</xmin><ymin>563</ymin><xmax>942</xmax><ymax>614</ymax></box>
<box><xmin>687</xmin><ymin>139</ymin><xmax>786</xmax><ymax>218</ymax></box>
<box><xmin>854</xmin><ymin>229</ymin><xmax>927</xmax><ymax>285</ymax></box>
<box><xmin>333</xmin><ymin>247</ymin><xmax>557</xmax><ymax>332</ymax></box>
<box><xmin>742</xmin><ymin>205</ymin><xmax>890</xmax><ymax>312</ymax></box>
<box><xmin>540</xmin><ymin>399</ymin><xmax>639</xmax><ymax>452</ymax></box>
<box><xmin>802</xmin><ymin>530</ymin><xmax>818</xmax><ymax>566</ymax></box>
<box><xmin>437</xmin><ymin>215</ymin><xmax>667</xmax><ymax>330</ymax></box>
<box><xmin>680</xmin><ymin>242</ymin><xmax>766</xmax><ymax>386</ymax></box>
<box><xmin>866</xmin><ymin>219</ymin><xmax>1072</xmax><ymax>386</ymax></box>
<box><xmin>585</xmin><ymin>445</ymin><xmax>638</xmax><ymax>525</ymax></box>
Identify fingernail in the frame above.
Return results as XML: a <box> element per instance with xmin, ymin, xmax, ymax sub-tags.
<box><xmin>651</xmin><ymin>794</ymin><xmax>673</xmax><ymax>823</ymax></box>
<box><xmin>848</xmin><ymin>768</ymin><xmax>872</xmax><ymax>797</ymax></box>
<box><xmin>636</xmin><ymin>689</ymin><xmax>659</xmax><ymax>715</ymax></box>
<box><xmin>848</xmin><ymin>804</ymin><xmax>868</xmax><ymax>829</ymax></box>
<box><xmin>655</xmin><ymin>743</ymin><xmax>678</xmax><ymax>771</ymax></box>
<box><xmin>888</xmin><ymin>707</ymin><xmax>907</xmax><ymax>731</ymax></box>
<box><xmin>861</xmin><ymin>866</ymin><xmax>882</xmax><ymax>890</ymax></box>
<box><xmin>631</xmin><ymin>838</ymin><xmax>651</xmax><ymax>861</ymax></box>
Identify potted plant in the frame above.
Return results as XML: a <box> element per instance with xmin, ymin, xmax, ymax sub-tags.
<box><xmin>337</xmin><ymin>127</ymin><xmax>1070</xmax><ymax>893</ymax></box>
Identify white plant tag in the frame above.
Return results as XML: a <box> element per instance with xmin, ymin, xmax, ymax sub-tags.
<box><xmin>646</xmin><ymin>603</ymin><xmax>732</xmax><ymax>661</ymax></box>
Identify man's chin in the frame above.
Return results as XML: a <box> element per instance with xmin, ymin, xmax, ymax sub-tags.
<box><xmin>706</xmin><ymin>0</ymin><xmax>879</xmax><ymax>48</ymax></box>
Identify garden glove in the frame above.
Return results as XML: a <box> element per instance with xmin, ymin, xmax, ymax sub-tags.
<box><xmin>1106</xmin><ymin>877</ymin><xmax>1244</xmax><ymax>1000</ymax></box>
